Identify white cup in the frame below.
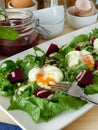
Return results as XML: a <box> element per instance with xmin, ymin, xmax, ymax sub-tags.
<box><xmin>33</xmin><ymin>5</ymin><xmax>65</xmax><ymax>25</ymax></box>
<box><xmin>8</xmin><ymin>0</ymin><xmax>38</xmax><ymax>12</ymax></box>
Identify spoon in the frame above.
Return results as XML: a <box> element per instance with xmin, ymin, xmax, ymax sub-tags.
<box><xmin>0</xmin><ymin>0</ymin><xmax>10</xmax><ymax>24</ymax></box>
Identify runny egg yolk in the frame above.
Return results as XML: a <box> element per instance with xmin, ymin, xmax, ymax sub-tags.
<box><xmin>28</xmin><ymin>65</ymin><xmax>64</xmax><ymax>88</ymax></box>
<box><xmin>82</xmin><ymin>54</ymin><xmax>94</xmax><ymax>68</ymax></box>
<box><xmin>36</xmin><ymin>72</ymin><xmax>55</xmax><ymax>86</ymax></box>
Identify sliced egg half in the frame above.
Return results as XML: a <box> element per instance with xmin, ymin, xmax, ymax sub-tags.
<box><xmin>93</xmin><ymin>38</ymin><xmax>98</xmax><ymax>50</ymax></box>
<box><xmin>80</xmin><ymin>50</ymin><xmax>94</xmax><ymax>68</ymax></box>
<box><xmin>67</xmin><ymin>50</ymin><xmax>80</xmax><ymax>69</ymax></box>
<box><xmin>67</xmin><ymin>50</ymin><xmax>94</xmax><ymax>69</ymax></box>
<box><xmin>28</xmin><ymin>65</ymin><xmax>63</xmax><ymax>88</ymax></box>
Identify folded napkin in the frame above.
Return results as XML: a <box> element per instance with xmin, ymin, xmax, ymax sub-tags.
<box><xmin>0</xmin><ymin>122</ymin><xmax>22</xmax><ymax>130</ymax></box>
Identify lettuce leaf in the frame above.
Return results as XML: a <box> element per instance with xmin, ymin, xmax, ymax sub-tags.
<box><xmin>8</xmin><ymin>90</ymin><xmax>86</xmax><ymax>123</ymax></box>
<box><xmin>89</xmin><ymin>28</ymin><xmax>98</xmax><ymax>38</ymax></box>
<box><xmin>69</xmin><ymin>34</ymin><xmax>89</xmax><ymax>48</ymax></box>
<box><xmin>84</xmin><ymin>84</ymin><xmax>98</xmax><ymax>94</ymax></box>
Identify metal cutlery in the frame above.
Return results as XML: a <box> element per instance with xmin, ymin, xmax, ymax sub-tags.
<box><xmin>49</xmin><ymin>82</ymin><xmax>98</xmax><ymax>105</ymax></box>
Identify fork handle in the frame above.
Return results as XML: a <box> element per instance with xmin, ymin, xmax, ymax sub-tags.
<box><xmin>80</xmin><ymin>94</ymin><xmax>98</xmax><ymax>106</ymax></box>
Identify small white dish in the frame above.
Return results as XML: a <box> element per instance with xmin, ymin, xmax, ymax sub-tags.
<box><xmin>40</xmin><ymin>19</ymin><xmax>64</xmax><ymax>39</ymax></box>
<box><xmin>33</xmin><ymin>5</ymin><xmax>65</xmax><ymax>25</ymax></box>
<box><xmin>66</xmin><ymin>6</ymin><xmax>98</xmax><ymax>29</ymax></box>
<box><xmin>8</xmin><ymin>0</ymin><xmax>38</xmax><ymax>12</ymax></box>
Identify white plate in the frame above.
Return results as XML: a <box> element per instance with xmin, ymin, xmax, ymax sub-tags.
<box><xmin>1</xmin><ymin>23</ymin><xmax>98</xmax><ymax>130</ymax></box>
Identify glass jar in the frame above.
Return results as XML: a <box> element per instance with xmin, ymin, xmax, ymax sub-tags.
<box><xmin>0</xmin><ymin>9</ymin><xmax>40</xmax><ymax>56</ymax></box>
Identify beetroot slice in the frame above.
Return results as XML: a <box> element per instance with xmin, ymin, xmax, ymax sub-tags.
<box><xmin>75</xmin><ymin>45</ymin><xmax>81</xmax><ymax>51</ymax></box>
<box><xmin>33</xmin><ymin>88</ymin><xmax>54</xmax><ymax>98</ymax></box>
<box><xmin>95</xmin><ymin>60</ymin><xmax>98</xmax><ymax>70</ymax></box>
<box><xmin>46</xmin><ymin>43</ymin><xmax>59</xmax><ymax>57</ymax></box>
<box><xmin>76</xmin><ymin>70</ymin><xmax>93</xmax><ymax>87</ymax></box>
<box><xmin>90</xmin><ymin>37</ymin><xmax>96</xmax><ymax>46</ymax></box>
<box><xmin>7</xmin><ymin>68</ymin><xmax>24</xmax><ymax>84</ymax></box>
<box><xmin>50</xmin><ymin>60</ymin><xmax>57</xmax><ymax>65</ymax></box>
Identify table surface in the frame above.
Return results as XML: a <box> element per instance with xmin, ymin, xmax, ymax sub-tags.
<box><xmin>0</xmin><ymin>21</ymin><xmax>98</xmax><ymax>130</ymax></box>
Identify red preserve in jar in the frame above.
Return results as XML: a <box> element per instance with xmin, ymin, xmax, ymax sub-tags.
<box><xmin>0</xmin><ymin>9</ymin><xmax>40</xmax><ymax>56</ymax></box>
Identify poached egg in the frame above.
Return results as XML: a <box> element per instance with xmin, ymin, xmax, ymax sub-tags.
<box><xmin>93</xmin><ymin>38</ymin><xmax>98</xmax><ymax>50</ymax></box>
<box><xmin>67</xmin><ymin>50</ymin><xmax>94</xmax><ymax>69</ymax></box>
<box><xmin>28</xmin><ymin>65</ymin><xmax>63</xmax><ymax>88</ymax></box>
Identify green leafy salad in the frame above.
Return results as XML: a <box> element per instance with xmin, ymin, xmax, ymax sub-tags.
<box><xmin>0</xmin><ymin>28</ymin><xmax>98</xmax><ymax>123</ymax></box>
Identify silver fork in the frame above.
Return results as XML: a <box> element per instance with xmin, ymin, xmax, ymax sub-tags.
<box><xmin>49</xmin><ymin>82</ymin><xmax>98</xmax><ymax>105</ymax></box>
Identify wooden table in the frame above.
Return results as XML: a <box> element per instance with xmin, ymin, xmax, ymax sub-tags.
<box><xmin>0</xmin><ymin>22</ymin><xmax>98</xmax><ymax>130</ymax></box>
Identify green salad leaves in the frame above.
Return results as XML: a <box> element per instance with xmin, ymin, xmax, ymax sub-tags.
<box><xmin>0</xmin><ymin>28</ymin><xmax>98</xmax><ymax>123</ymax></box>
<box><xmin>8</xmin><ymin>85</ymin><xmax>86</xmax><ymax>123</ymax></box>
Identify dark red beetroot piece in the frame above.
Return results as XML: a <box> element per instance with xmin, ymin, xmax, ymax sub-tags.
<box><xmin>50</xmin><ymin>60</ymin><xmax>57</xmax><ymax>65</ymax></box>
<box><xmin>46</xmin><ymin>43</ymin><xmax>59</xmax><ymax>57</ymax></box>
<box><xmin>75</xmin><ymin>45</ymin><xmax>81</xmax><ymax>51</ymax></box>
<box><xmin>34</xmin><ymin>88</ymin><xmax>54</xmax><ymax>99</ymax></box>
<box><xmin>90</xmin><ymin>37</ymin><xmax>96</xmax><ymax>46</ymax></box>
<box><xmin>7</xmin><ymin>68</ymin><xmax>24</xmax><ymax>84</ymax></box>
<box><xmin>76</xmin><ymin>70</ymin><xmax>93</xmax><ymax>87</ymax></box>
<box><xmin>43</xmin><ymin>59</ymin><xmax>56</xmax><ymax>65</ymax></box>
<box><xmin>95</xmin><ymin>60</ymin><xmax>98</xmax><ymax>70</ymax></box>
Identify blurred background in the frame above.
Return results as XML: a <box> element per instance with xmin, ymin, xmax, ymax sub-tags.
<box><xmin>2</xmin><ymin>0</ymin><xmax>98</xmax><ymax>9</ymax></box>
<box><xmin>3</xmin><ymin>0</ymin><xmax>76</xmax><ymax>9</ymax></box>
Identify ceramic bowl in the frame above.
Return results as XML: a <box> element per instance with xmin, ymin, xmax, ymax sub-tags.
<box><xmin>8</xmin><ymin>0</ymin><xmax>38</xmax><ymax>12</ymax></box>
<box><xmin>40</xmin><ymin>19</ymin><xmax>64</xmax><ymax>39</ymax></box>
<box><xmin>33</xmin><ymin>5</ymin><xmax>65</xmax><ymax>25</ymax></box>
<box><xmin>66</xmin><ymin>6</ymin><xmax>98</xmax><ymax>29</ymax></box>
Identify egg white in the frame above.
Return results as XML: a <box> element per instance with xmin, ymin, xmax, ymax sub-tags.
<box><xmin>43</xmin><ymin>65</ymin><xmax>63</xmax><ymax>83</ymax></box>
<box><xmin>67</xmin><ymin>51</ymin><xmax>80</xmax><ymax>69</ymax></box>
<box><xmin>28</xmin><ymin>67</ymin><xmax>41</xmax><ymax>82</ymax></box>
<box><xmin>28</xmin><ymin>65</ymin><xmax>63</xmax><ymax>87</ymax></box>
<box><xmin>67</xmin><ymin>50</ymin><xmax>94</xmax><ymax>69</ymax></box>
<box><xmin>93</xmin><ymin>38</ymin><xmax>98</xmax><ymax>50</ymax></box>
